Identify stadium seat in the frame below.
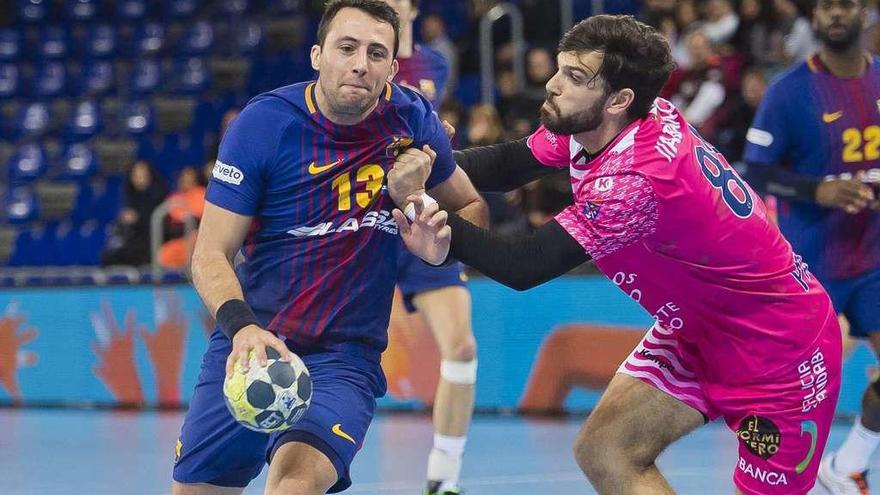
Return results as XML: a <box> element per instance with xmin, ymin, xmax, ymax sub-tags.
<box><xmin>154</xmin><ymin>96</ymin><xmax>196</xmax><ymax>134</ymax></box>
<box><xmin>78</xmin><ymin>59</ymin><xmax>115</xmax><ymax>97</ymax></box>
<box><xmin>90</xmin><ymin>176</ymin><xmax>122</xmax><ymax>223</ymax></box>
<box><xmin>0</xmin><ymin>226</ymin><xmax>14</xmax><ymax>265</ymax></box>
<box><xmin>265</xmin><ymin>18</ymin><xmax>306</xmax><ymax>53</ymax></box>
<box><xmin>264</xmin><ymin>0</ymin><xmax>304</xmax><ymax>16</ymax></box>
<box><xmin>75</xmin><ymin>220</ymin><xmax>108</xmax><ymax>265</ymax></box>
<box><xmin>232</xmin><ymin>21</ymin><xmax>263</xmax><ymax>55</ymax></box>
<box><xmin>64</xmin><ymin>100</ymin><xmax>103</xmax><ymax>142</ymax></box>
<box><xmin>218</xmin><ymin>0</ymin><xmax>249</xmax><ymax>16</ymax></box>
<box><xmin>59</xmin><ymin>143</ymin><xmax>99</xmax><ymax>180</ymax></box>
<box><xmin>14</xmin><ymin>102</ymin><xmax>52</xmax><ymax>138</ymax></box>
<box><xmin>4</xmin><ymin>187</ymin><xmax>38</xmax><ymax>224</ymax></box>
<box><xmin>0</xmin><ymin>63</ymin><xmax>21</xmax><ymax>99</ymax></box>
<box><xmin>35</xmin><ymin>181</ymin><xmax>78</xmax><ymax>221</ymax></box>
<box><xmin>85</xmin><ymin>24</ymin><xmax>118</xmax><ymax>59</ymax></box>
<box><xmin>129</xmin><ymin>58</ymin><xmax>162</xmax><ymax>95</ymax></box>
<box><xmin>33</xmin><ymin>62</ymin><xmax>68</xmax><ymax>98</ymax></box>
<box><xmin>179</xmin><ymin>20</ymin><xmax>214</xmax><ymax>57</ymax></box>
<box><xmin>120</xmin><ymin>99</ymin><xmax>155</xmax><ymax>136</ymax></box>
<box><xmin>133</xmin><ymin>22</ymin><xmax>166</xmax><ymax>57</ymax></box>
<box><xmin>17</xmin><ymin>0</ymin><xmax>48</xmax><ymax>24</ymax></box>
<box><xmin>66</xmin><ymin>0</ymin><xmax>100</xmax><ymax>22</ymax></box>
<box><xmin>210</xmin><ymin>58</ymin><xmax>251</xmax><ymax>93</ymax></box>
<box><xmin>7</xmin><ymin>143</ymin><xmax>49</xmax><ymax>183</ymax></box>
<box><xmin>0</xmin><ymin>29</ymin><xmax>23</xmax><ymax>62</ymax></box>
<box><xmin>163</xmin><ymin>0</ymin><xmax>200</xmax><ymax>19</ymax></box>
<box><xmin>94</xmin><ymin>139</ymin><xmax>136</xmax><ymax>176</ymax></box>
<box><xmin>116</xmin><ymin>0</ymin><xmax>148</xmax><ymax>21</ymax></box>
<box><xmin>35</xmin><ymin>27</ymin><xmax>70</xmax><ymax>61</ymax></box>
<box><xmin>172</xmin><ymin>57</ymin><xmax>210</xmax><ymax>94</ymax></box>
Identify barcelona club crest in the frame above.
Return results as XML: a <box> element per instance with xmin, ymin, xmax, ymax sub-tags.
<box><xmin>386</xmin><ymin>136</ymin><xmax>414</xmax><ymax>158</ymax></box>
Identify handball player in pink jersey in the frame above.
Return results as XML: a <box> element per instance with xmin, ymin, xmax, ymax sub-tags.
<box><xmin>387</xmin><ymin>14</ymin><xmax>843</xmax><ymax>495</ymax></box>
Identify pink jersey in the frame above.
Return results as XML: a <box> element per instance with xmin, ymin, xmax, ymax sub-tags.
<box><xmin>526</xmin><ymin>98</ymin><xmax>837</xmax><ymax>386</ymax></box>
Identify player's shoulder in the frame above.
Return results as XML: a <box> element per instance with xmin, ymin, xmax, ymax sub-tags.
<box><xmin>242</xmin><ymin>81</ymin><xmax>314</xmax><ymax>123</ymax></box>
<box><xmin>763</xmin><ymin>59</ymin><xmax>812</xmax><ymax>98</ymax></box>
<box><xmin>387</xmin><ymin>82</ymin><xmax>435</xmax><ymax>118</ymax></box>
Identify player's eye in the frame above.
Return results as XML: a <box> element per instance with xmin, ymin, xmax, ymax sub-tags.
<box><xmin>370</xmin><ymin>50</ymin><xmax>387</xmax><ymax>60</ymax></box>
<box><xmin>340</xmin><ymin>44</ymin><xmax>355</xmax><ymax>53</ymax></box>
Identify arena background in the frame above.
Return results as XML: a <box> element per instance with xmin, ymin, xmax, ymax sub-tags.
<box><xmin>0</xmin><ymin>0</ymin><xmax>872</xmax><ymax>418</ymax></box>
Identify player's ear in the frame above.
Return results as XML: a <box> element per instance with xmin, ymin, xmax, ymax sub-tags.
<box><xmin>389</xmin><ymin>59</ymin><xmax>399</xmax><ymax>81</ymax></box>
<box><xmin>310</xmin><ymin>45</ymin><xmax>321</xmax><ymax>71</ymax></box>
<box><xmin>606</xmin><ymin>88</ymin><xmax>634</xmax><ymax>117</ymax></box>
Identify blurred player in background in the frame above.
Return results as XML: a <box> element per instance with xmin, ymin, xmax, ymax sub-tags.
<box><xmin>384</xmin><ymin>1</ymin><xmax>476</xmax><ymax>494</ymax></box>
<box><xmin>743</xmin><ymin>1</ymin><xmax>879</xmax><ymax>493</ymax></box>
<box><xmin>388</xmin><ymin>14</ymin><xmax>842</xmax><ymax>495</ymax></box>
<box><xmin>171</xmin><ymin>1</ymin><xmax>487</xmax><ymax>494</ymax></box>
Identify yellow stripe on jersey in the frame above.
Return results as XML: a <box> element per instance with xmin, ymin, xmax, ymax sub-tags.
<box><xmin>305</xmin><ymin>82</ymin><xmax>317</xmax><ymax>114</ymax></box>
<box><xmin>384</xmin><ymin>82</ymin><xmax>392</xmax><ymax>101</ymax></box>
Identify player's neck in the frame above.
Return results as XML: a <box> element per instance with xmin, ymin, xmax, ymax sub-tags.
<box><xmin>818</xmin><ymin>46</ymin><xmax>869</xmax><ymax>78</ymax></box>
<box><xmin>313</xmin><ymin>83</ymin><xmax>378</xmax><ymax>126</ymax></box>
<box><xmin>572</xmin><ymin>117</ymin><xmax>635</xmax><ymax>157</ymax></box>
<box><xmin>398</xmin><ymin>24</ymin><xmax>414</xmax><ymax>59</ymax></box>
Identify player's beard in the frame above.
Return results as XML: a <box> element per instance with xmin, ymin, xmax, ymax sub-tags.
<box><xmin>815</xmin><ymin>21</ymin><xmax>863</xmax><ymax>52</ymax></box>
<box><xmin>540</xmin><ymin>93</ymin><xmax>606</xmax><ymax>135</ymax></box>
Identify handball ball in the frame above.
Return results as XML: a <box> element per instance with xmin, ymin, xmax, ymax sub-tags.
<box><xmin>223</xmin><ymin>347</ymin><xmax>312</xmax><ymax>433</ymax></box>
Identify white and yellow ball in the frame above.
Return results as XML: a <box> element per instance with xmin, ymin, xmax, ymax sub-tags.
<box><xmin>223</xmin><ymin>347</ymin><xmax>312</xmax><ymax>433</ymax></box>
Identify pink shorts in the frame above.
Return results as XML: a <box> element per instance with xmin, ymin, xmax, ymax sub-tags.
<box><xmin>618</xmin><ymin>322</ymin><xmax>841</xmax><ymax>495</ymax></box>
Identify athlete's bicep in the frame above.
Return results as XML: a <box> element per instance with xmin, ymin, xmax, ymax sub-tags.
<box><xmin>194</xmin><ymin>201</ymin><xmax>254</xmax><ymax>262</ymax></box>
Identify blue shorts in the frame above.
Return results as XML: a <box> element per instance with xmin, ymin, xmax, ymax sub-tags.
<box><xmin>396</xmin><ymin>249</ymin><xmax>467</xmax><ymax>312</ymax></box>
<box><xmin>824</xmin><ymin>267</ymin><xmax>880</xmax><ymax>337</ymax></box>
<box><xmin>173</xmin><ymin>331</ymin><xmax>386</xmax><ymax>493</ymax></box>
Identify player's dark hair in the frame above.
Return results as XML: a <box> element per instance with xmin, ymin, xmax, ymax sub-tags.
<box><xmin>317</xmin><ymin>0</ymin><xmax>401</xmax><ymax>57</ymax></box>
<box><xmin>558</xmin><ymin>15</ymin><xmax>673</xmax><ymax>119</ymax></box>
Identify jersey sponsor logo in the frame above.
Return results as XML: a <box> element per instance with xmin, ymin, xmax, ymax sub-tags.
<box><xmin>796</xmin><ymin>421</ymin><xmax>818</xmax><ymax>474</ymax></box>
<box><xmin>213</xmin><ymin>160</ymin><xmax>245</xmax><ymax>185</ymax></box>
<box><xmin>593</xmin><ymin>177</ymin><xmax>613</xmax><ymax>192</ymax></box>
<box><xmin>822</xmin><ymin>111</ymin><xmax>843</xmax><ymax>123</ymax></box>
<box><xmin>737</xmin><ymin>458</ymin><xmax>788</xmax><ymax>486</ymax></box>
<box><xmin>798</xmin><ymin>348</ymin><xmax>828</xmax><ymax>413</ymax></box>
<box><xmin>746</xmin><ymin>128</ymin><xmax>774</xmax><ymax>147</ymax></box>
<box><xmin>331</xmin><ymin>423</ymin><xmax>356</xmax><ymax>444</ymax></box>
<box><xmin>736</xmin><ymin>415</ymin><xmax>781</xmax><ymax>459</ymax></box>
<box><xmin>308</xmin><ymin>159</ymin><xmax>342</xmax><ymax>175</ymax></box>
<box><xmin>287</xmin><ymin>209</ymin><xmax>399</xmax><ymax>237</ymax></box>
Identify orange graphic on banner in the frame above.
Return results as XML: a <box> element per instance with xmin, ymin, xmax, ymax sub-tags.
<box><xmin>0</xmin><ymin>312</ymin><xmax>37</xmax><ymax>403</ymax></box>
<box><xmin>518</xmin><ymin>324</ymin><xmax>645</xmax><ymax>412</ymax></box>
<box><xmin>91</xmin><ymin>302</ymin><xmax>145</xmax><ymax>406</ymax></box>
<box><xmin>381</xmin><ymin>290</ymin><xmax>440</xmax><ymax>404</ymax></box>
<box><xmin>142</xmin><ymin>292</ymin><xmax>188</xmax><ymax>407</ymax></box>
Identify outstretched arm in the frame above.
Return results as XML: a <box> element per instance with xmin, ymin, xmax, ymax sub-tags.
<box><xmin>393</xmin><ymin>198</ymin><xmax>589</xmax><ymax>291</ymax></box>
<box><xmin>453</xmin><ymin>138</ymin><xmax>561</xmax><ymax>192</ymax></box>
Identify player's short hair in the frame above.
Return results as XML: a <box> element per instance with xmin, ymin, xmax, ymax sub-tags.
<box><xmin>317</xmin><ymin>0</ymin><xmax>401</xmax><ymax>57</ymax></box>
<box><xmin>558</xmin><ymin>15</ymin><xmax>673</xmax><ymax>119</ymax></box>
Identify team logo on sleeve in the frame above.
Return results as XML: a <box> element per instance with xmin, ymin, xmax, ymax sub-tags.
<box><xmin>386</xmin><ymin>136</ymin><xmax>414</xmax><ymax>158</ymax></box>
<box><xmin>212</xmin><ymin>160</ymin><xmax>244</xmax><ymax>185</ymax></box>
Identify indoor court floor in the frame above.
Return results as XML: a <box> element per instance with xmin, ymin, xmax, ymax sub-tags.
<box><xmin>0</xmin><ymin>409</ymin><xmax>866</xmax><ymax>494</ymax></box>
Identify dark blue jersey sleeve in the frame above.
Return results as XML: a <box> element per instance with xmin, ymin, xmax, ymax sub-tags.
<box><xmin>743</xmin><ymin>81</ymin><xmax>791</xmax><ymax>166</ymax></box>
<box><xmin>206</xmin><ymin>97</ymin><xmax>294</xmax><ymax>216</ymax></box>
<box><xmin>410</xmin><ymin>92</ymin><xmax>455</xmax><ymax>189</ymax></box>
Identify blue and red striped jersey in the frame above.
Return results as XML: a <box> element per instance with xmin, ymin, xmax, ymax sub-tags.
<box><xmin>744</xmin><ymin>54</ymin><xmax>880</xmax><ymax>280</ymax></box>
<box><xmin>206</xmin><ymin>81</ymin><xmax>456</xmax><ymax>362</ymax></box>
<box><xmin>394</xmin><ymin>44</ymin><xmax>449</xmax><ymax>107</ymax></box>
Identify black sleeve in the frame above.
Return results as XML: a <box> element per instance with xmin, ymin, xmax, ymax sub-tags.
<box><xmin>445</xmin><ymin>213</ymin><xmax>590</xmax><ymax>291</ymax></box>
<box><xmin>452</xmin><ymin>138</ymin><xmax>558</xmax><ymax>192</ymax></box>
<box><xmin>743</xmin><ymin>162</ymin><xmax>820</xmax><ymax>203</ymax></box>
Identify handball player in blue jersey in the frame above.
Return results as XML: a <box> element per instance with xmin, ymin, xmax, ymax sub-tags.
<box><xmin>743</xmin><ymin>1</ymin><xmax>880</xmax><ymax>493</ymax></box>
<box><xmin>383</xmin><ymin>2</ymin><xmax>476</xmax><ymax>494</ymax></box>
<box><xmin>171</xmin><ymin>1</ymin><xmax>488</xmax><ymax>494</ymax></box>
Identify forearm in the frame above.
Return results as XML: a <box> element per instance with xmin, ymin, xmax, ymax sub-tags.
<box><xmin>453</xmin><ymin>138</ymin><xmax>554</xmax><ymax>192</ymax></box>
<box><xmin>445</xmin><ymin>213</ymin><xmax>589</xmax><ymax>291</ymax></box>
<box><xmin>743</xmin><ymin>162</ymin><xmax>820</xmax><ymax>203</ymax></box>
<box><xmin>450</xmin><ymin>196</ymin><xmax>490</xmax><ymax>228</ymax></box>
<box><xmin>191</xmin><ymin>252</ymin><xmax>245</xmax><ymax>316</ymax></box>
